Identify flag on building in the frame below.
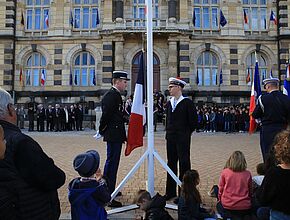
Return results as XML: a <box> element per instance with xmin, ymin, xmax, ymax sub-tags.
<box><xmin>246</xmin><ymin>67</ymin><xmax>251</xmax><ymax>84</ymax></box>
<box><xmin>96</xmin><ymin>8</ymin><xmax>100</xmax><ymax>25</ymax></box>
<box><xmin>69</xmin><ymin>68</ymin><xmax>73</xmax><ymax>85</ymax></box>
<box><xmin>125</xmin><ymin>52</ymin><xmax>146</xmax><ymax>156</ymax></box>
<box><xmin>196</xmin><ymin>69</ymin><xmax>199</xmax><ymax>85</ymax></box>
<box><xmin>270</xmin><ymin>69</ymin><xmax>274</xmax><ymax>78</ymax></box>
<box><xmin>249</xmin><ymin>56</ymin><xmax>261</xmax><ymax>134</ymax></box>
<box><xmin>70</xmin><ymin>10</ymin><xmax>74</xmax><ymax>27</ymax></box>
<box><xmin>74</xmin><ymin>72</ymin><xmax>78</xmax><ymax>85</ymax></box>
<box><xmin>92</xmin><ymin>70</ymin><xmax>96</xmax><ymax>85</ymax></box>
<box><xmin>21</xmin><ymin>11</ymin><xmax>25</xmax><ymax>26</ymax></box>
<box><xmin>193</xmin><ymin>10</ymin><xmax>196</xmax><ymax>26</ymax></box>
<box><xmin>283</xmin><ymin>64</ymin><xmax>290</xmax><ymax>98</ymax></box>
<box><xmin>219</xmin><ymin>69</ymin><xmax>223</xmax><ymax>85</ymax></box>
<box><xmin>220</xmin><ymin>10</ymin><xmax>227</xmax><ymax>27</ymax></box>
<box><xmin>41</xmin><ymin>69</ymin><xmax>46</xmax><ymax>86</ymax></box>
<box><xmin>270</xmin><ymin>10</ymin><xmax>277</xmax><ymax>25</ymax></box>
<box><xmin>19</xmin><ymin>68</ymin><xmax>23</xmax><ymax>86</ymax></box>
<box><xmin>45</xmin><ymin>12</ymin><xmax>49</xmax><ymax>27</ymax></box>
<box><xmin>243</xmin><ymin>9</ymin><xmax>248</xmax><ymax>24</ymax></box>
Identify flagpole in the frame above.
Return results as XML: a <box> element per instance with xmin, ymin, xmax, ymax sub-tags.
<box><xmin>146</xmin><ymin>0</ymin><xmax>154</xmax><ymax>197</ymax></box>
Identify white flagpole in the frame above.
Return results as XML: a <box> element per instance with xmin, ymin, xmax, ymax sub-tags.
<box><xmin>146</xmin><ymin>0</ymin><xmax>154</xmax><ymax>196</ymax></box>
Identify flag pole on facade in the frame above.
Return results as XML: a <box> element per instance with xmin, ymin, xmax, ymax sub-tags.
<box><xmin>283</xmin><ymin>62</ymin><xmax>290</xmax><ymax>98</ymax></box>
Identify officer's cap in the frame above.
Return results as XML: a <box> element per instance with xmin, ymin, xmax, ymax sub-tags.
<box><xmin>262</xmin><ymin>77</ymin><xmax>279</xmax><ymax>88</ymax></box>
<box><xmin>112</xmin><ymin>71</ymin><xmax>130</xmax><ymax>81</ymax></box>
<box><xmin>169</xmin><ymin>77</ymin><xmax>186</xmax><ymax>88</ymax></box>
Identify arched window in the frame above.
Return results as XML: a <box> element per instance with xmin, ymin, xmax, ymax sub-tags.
<box><xmin>25</xmin><ymin>52</ymin><xmax>46</xmax><ymax>86</ymax></box>
<box><xmin>246</xmin><ymin>52</ymin><xmax>268</xmax><ymax>83</ymax></box>
<box><xmin>196</xmin><ymin>51</ymin><xmax>219</xmax><ymax>86</ymax></box>
<box><xmin>73</xmin><ymin>52</ymin><xmax>96</xmax><ymax>86</ymax></box>
<box><xmin>26</xmin><ymin>0</ymin><xmax>50</xmax><ymax>30</ymax></box>
<box><xmin>243</xmin><ymin>0</ymin><xmax>267</xmax><ymax>31</ymax></box>
<box><xmin>193</xmin><ymin>0</ymin><xmax>219</xmax><ymax>30</ymax></box>
<box><xmin>73</xmin><ymin>0</ymin><xmax>99</xmax><ymax>29</ymax></box>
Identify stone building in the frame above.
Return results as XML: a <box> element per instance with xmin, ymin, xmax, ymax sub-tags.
<box><xmin>0</xmin><ymin>0</ymin><xmax>289</xmax><ymax>107</ymax></box>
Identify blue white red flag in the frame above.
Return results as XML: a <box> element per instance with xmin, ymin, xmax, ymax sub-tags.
<box><xmin>41</xmin><ymin>69</ymin><xmax>46</xmax><ymax>86</ymax></box>
<box><xmin>125</xmin><ymin>52</ymin><xmax>146</xmax><ymax>156</ymax></box>
<box><xmin>283</xmin><ymin>64</ymin><xmax>290</xmax><ymax>98</ymax></box>
<box><xmin>270</xmin><ymin>10</ymin><xmax>277</xmax><ymax>25</ymax></box>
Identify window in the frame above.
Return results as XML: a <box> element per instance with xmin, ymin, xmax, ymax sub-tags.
<box><xmin>193</xmin><ymin>0</ymin><xmax>219</xmax><ymax>30</ymax></box>
<box><xmin>196</xmin><ymin>51</ymin><xmax>219</xmax><ymax>86</ymax></box>
<box><xmin>133</xmin><ymin>0</ymin><xmax>159</xmax><ymax>27</ymax></box>
<box><xmin>25</xmin><ymin>53</ymin><xmax>47</xmax><ymax>86</ymax></box>
<box><xmin>73</xmin><ymin>52</ymin><xmax>96</xmax><ymax>86</ymax></box>
<box><xmin>243</xmin><ymin>0</ymin><xmax>267</xmax><ymax>31</ymax></box>
<box><xmin>246</xmin><ymin>52</ymin><xmax>268</xmax><ymax>83</ymax></box>
<box><xmin>73</xmin><ymin>0</ymin><xmax>99</xmax><ymax>29</ymax></box>
<box><xmin>26</xmin><ymin>0</ymin><xmax>50</xmax><ymax>30</ymax></box>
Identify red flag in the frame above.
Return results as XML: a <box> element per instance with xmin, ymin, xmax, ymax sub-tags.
<box><xmin>243</xmin><ymin>9</ymin><xmax>248</xmax><ymax>24</ymax></box>
<box><xmin>125</xmin><ymin>52</ymin><xmax>146</xmax><ymax>156</ymax></box>
<box><xmin>41</xmin><ymin>69</ymin><xmax>45</xmax><ymax>86</ymax></box>
<box><xmin>249</xmin><ymin>58</ymin><xmax>261</xmax><ymax>134</ymax></box>
<box><xmin>19</xmin><ymin>68</ymin><xmax>23</xmax><ymax>85</ymax></box>
<box><xmin>246</xmin><ymin>68</ymin><xmax>251</xmax><ymax>84</ymax></box>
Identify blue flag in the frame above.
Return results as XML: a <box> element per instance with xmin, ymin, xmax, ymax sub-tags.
<box><xmin>270</xmin><ymin>69</ymin><xmax>274</xmax><ymax>78</ymax></box>
<box><xmin>69</xmin><ymin>68</ymin><xmax>73</xmax><ymax>85</ymax></box>
<box><xmin>96</xmin><ymin>8</ymin><xmax>100</xmax><ymax>25</ymax></box>
<box><xmin>74</xmin><ymin>72</ymin><xmax>78</xmax><ymax>85</ymax></box>
<box><xmin>70</xmin><ymin>10</ymin><xmax>74</xmax><ymax>27</ymax></box>
<box><xmin>220</xmin><ymin>10</ymin><xmax>227</xmax><ymax>27</ymax></box>
<box><xmin>254</xmin><ymin>60</ymin><xmax>262</xmax><ymax>98</ymax></box>
<box><xmin>92</xmin><ymin>70</ymin><xmax>96</xmax><ymax>86</ymax></box>
<box><xmin>219</xmin><ymin>69</ymin><xmax>223</xmax><ymax>85</ymax></box>
<box><xmin>196</xmin><ymin>69</ymin><xmax>199</xmax><ymax>85</ymax></box>
<box><xmin>283</xmin><ymin>64</ymin><xmax>290</xmax><ymax>98</ymax></box>
<box><xmin>193</xmin><ymin>10</ymin><xmax>196</xmax><ymax>26</ymax></box>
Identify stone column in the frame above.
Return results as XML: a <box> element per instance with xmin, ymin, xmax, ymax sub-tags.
<box><xmin>103</xmin><ymin>0</ymin><xmax>113</xmax><ymax>23</ymax></box>
<box><xmin>168</xmin><ymin>38</ymin><xmax>177</xmax><ymax>78</ymax></box>
<box><xmin>114</xmin><ymin>40</ymin><xmax>124</xmax><ymax>70</ymax></box>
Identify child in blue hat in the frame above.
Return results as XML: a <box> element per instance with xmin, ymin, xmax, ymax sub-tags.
<box><xmin>68</xmin><ymin>150</ymin><xmax>111</xmax><ymax>220</ymax></box>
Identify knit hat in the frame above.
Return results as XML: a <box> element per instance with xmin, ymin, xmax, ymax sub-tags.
<box><xmin>73</xmin><ymin>150</ymin><xmax>100</xmax><ymax>177</ymax></box>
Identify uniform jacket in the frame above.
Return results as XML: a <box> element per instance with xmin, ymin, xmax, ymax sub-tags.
<box><xmin>0</xmin><ymin>120</ymin><xmax>66</xmax><ymax>220</ymax></box>
<box><xmin>99</xmin><ymin>87</ymin><xmax>127</xmax><ymax>142</ymax></box>
<box><xmin>253</xmin><ymin>90</ymin><xmax>290</xmax><ymax>127</ymax></box>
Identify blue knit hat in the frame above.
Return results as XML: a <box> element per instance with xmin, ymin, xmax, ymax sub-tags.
<box><xmin>73</xmin><ymin>150</ymin><xmax>100</xmax><ymax>177</ymax></box>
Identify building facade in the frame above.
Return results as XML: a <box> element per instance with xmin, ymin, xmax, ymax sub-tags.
<box><xmin>0</xmin><ymin>0</ymin><xmax>289</xmax><ymax>106</ymax></box>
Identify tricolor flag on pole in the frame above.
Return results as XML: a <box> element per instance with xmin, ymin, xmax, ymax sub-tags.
<box><xmin>41</xmin><ymin>69</ymin><xmax>46</xmax><ymax>86</ymax></box>
<box><xmin>45</xmin><ymin>12</ymin><xmax>49</xmax><ymax>27</ymax></box>
<box><xmin>270</xmin><ymin>10</ymin><xmax>277</xmax><ymax>25</ymax></box>
<box><xmin>219</xmin><ymin>69</ymin><xmax>223</xmax><ymax>85</ymax></box>
<box><xmin>283</xmin><ymin>64</ymin><xmax>290</xmax><ymax>98</ymax></box>
<box><xmin>243</xmin><ymin>9</ymin><xmax>248</xmax><ymax>24</ymax></box>
<box><xmin>246</xmin><ymin>67</ymin><xmax>251</xmax><ymax>85</ymax></box>
<box><xmin>249</xmin><ymin>53</ymin><xmax>261</xmax><ymax>134</ymax></box>
<box><xmin>19</xmin><ymin>68</ymin><xmax>23</xmax><ymax>86</ymax></box>
<box><xmin>125</xmin><ymin>52</ymin><xmax>146</xmax><ymax>156</ymax></box>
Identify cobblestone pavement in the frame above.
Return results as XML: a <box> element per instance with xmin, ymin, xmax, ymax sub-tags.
<box><xmin>26</xmin><ymin>126</ymin><xmax>260</xmax><ymax>219</ymax></box>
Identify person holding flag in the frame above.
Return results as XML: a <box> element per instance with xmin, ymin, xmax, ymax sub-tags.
<box><xmin>98</xmin><ymin>70</ymin><xmax>130</xmax><ymax>207</ymax></box>
<box><xmin>165</xmin><ymin>77</ymin><xmax>197</xmax><ymax>203</ymax></box>
<box><xmin>252</xmin><ymin>77</ymin><xmax>290</xmax><ymax>168</ymax></box>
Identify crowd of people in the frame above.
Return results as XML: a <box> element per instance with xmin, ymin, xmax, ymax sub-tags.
<box><xmin>16</xmin><ymin>103</ymin><xmax>84</xmax><ymax>132</ymax></box>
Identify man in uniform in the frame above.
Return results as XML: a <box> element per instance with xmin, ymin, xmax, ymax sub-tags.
<box><xmin>165</xmin><ymin>77</ymin><xmax>198</xmax><ymax>201</ymax></box>
<box><xmin>252</xmin><ymin>77</ymin><xmax>290</xmax><ymax>167</ymax></box>
<box><xmin>99</xmin><ymin>70</ymin><xmax>130</xmax><ymax>207</ymax></box>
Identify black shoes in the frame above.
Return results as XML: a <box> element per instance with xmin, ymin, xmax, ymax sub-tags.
<box><xmin>108</xmin><ymin>199</ymin><xmax>122</xmax><ymax>208</ymax></box>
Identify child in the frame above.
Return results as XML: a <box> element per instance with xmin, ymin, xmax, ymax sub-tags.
<box><xmin>68</xmin><ymin>150</ymin><xmax>111</xmax><ymax>220</ymax></box>
<box><xmin>252</xmin><ymin>163</ymin><xmax>265</xmax><ymax>188</ymax></box>
<box><xmin>178</xmin><ymin>169</ymin><xmax>216</xmax><ymax>220</ymax></box>
<box><xmin>217</xmin><ymin>151</ymin><xmax>253</xmax><ymax>219</ymax></box>
<box><xmin>257</xmin><ymin>130</ymin><xmax>290</xmax><ymax>220</ymax></box>
<box><xmin>0</xmin><ymin>125</ymin><xmax>6</xmax><ymax>159</ymax></box>
<box><xmin>134</xmin><ymin>189</ymin><xmax>173</xmax><ymax>220</ymax></box>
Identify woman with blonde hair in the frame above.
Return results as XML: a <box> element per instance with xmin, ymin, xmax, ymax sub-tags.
<box><xmin>257</xmin><ymin>130</ymin><xmax>290</xmax><ymax>220</ymax></box>
<box><xmin>217</xmin><ymin>151</ymin><xmax>253</xmax><ymax>219</ymax></box>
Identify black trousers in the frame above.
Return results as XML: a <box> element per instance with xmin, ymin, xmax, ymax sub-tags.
<box><xmin>166</xmin><ymin>133</ymin><xmax>191</xmax><ymax>198</ymax></box>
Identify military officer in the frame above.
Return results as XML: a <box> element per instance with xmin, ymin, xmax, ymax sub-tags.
<box><xmin>252</xmin><ymin>77</ymin><xmax>290</xmax><ymax>167</ymax></box>
<box><xmin>99</xmin><ymin>70</ymin><xmax>130</xmax><ymax>207</ymax></box>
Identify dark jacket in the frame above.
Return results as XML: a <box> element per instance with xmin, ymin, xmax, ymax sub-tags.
<box><xmin>0</xmin><ymin>120</ymin><xmax>66</xmax><ymax>220</ymax></box>
<box><xmin>178</xmin><ymin>196</ymin><xmax>214</xmax><ymax>220</ymax></box>
<box><xmin>144</xmin><ymin>193</ymin><xmax>174</xmax><ymax>220</ymax></box>
<box><xmin>68</xmin><ymin>178</ymin><xmax>111</xmax><ymax>220</ymax></box>
<box><xmin>99</xmin><ymin>87</ymin><xmax>127</xmax><ymax>142</ymax></box>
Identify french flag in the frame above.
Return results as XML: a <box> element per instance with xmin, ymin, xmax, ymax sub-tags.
<box><xmin>243</xmin><ymin>9</ymin><xmax>248</xmax><ymax>24</ymax></box>
<box><xmin>270</xmin><ymin>10</ymin><xmax>277</xmax><ymax>25</ymax></box>
<box><xmin>45</xmin><ymin>12</ymin><xmax>49</xmax><ymax>27</ymax></box>
<box><xmin>249</xmin><ymin>55</ymin><xmax>261</xmax><ymax>134</ymax></box>
<box><xmin>283</xmin><ymin>64</ymin><xmax>290</xmax><ymax>98</ymax></box>
<box><xmin>41</xmin><ymin>69</ymin><xmax>46</xmax><ymax>86</ymax></box>
<box><xmin>125</xmin><ymin>52</ymin><xmax>146</xmax><ymax>156</ymax></box>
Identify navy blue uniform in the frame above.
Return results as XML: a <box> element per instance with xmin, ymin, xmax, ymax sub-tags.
<box><xmin>99</xmin><ymin>87</ymin><xmax>126</xmax><ymax>194</ymax></box>
<box><xmin>252</xmin><ymin>90</ymin><xmax>290</xmax><ymax>163</ymax></box>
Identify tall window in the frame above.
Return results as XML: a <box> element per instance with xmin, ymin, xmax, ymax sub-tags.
<box><xmin>243</xmin><ymin>0</ymin><xmax>267</xmax><ymax>31</ymax></box>
<box><xmin>196</xmin><ymin>51</ymin><xmax>219</xmax><ymax>86</ymax></box>
<box><xmin>246</xmin><ymin>52</ymin><xmax>268</xmax><ymax>82</ymax></box>
<box><xmin>25</xmin><ymin>53</ymin><xmax>46</xmax><ymax>86</ymax></box>
<box><xmin>73</xmin><ymin>52</ymin><xmax>96</xmax><ymax>86</ymax></box>
<box><xmin>73</xmin><ymin>0</ymin><xmax>99</xmax><ymax>29</ymax></box>
<box><xmin>133</xmin><ymin>0</ymin><xmax>159</xmax><ymax>27</ymax></box>
<box><xmin>193</xmin><ymin>0</ymin><xmax>219</xmax><ymax>30</ymax></box>
<box><xmin>26</xmin><ymin>0</ymin><xmax>50</xmax><ymax>30</ymax></box>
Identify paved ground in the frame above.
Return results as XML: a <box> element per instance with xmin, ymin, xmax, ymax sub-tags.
<box><xmin>26</xmin><ymin>125</ymin><xmax>261</xmax><ymax>219</ymax></box>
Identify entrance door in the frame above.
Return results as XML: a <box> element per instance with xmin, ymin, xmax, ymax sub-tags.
<box><xmin>131</xmin><ymin>51</ymin><xmax>160</xmax><ymax>94</ymax></box>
